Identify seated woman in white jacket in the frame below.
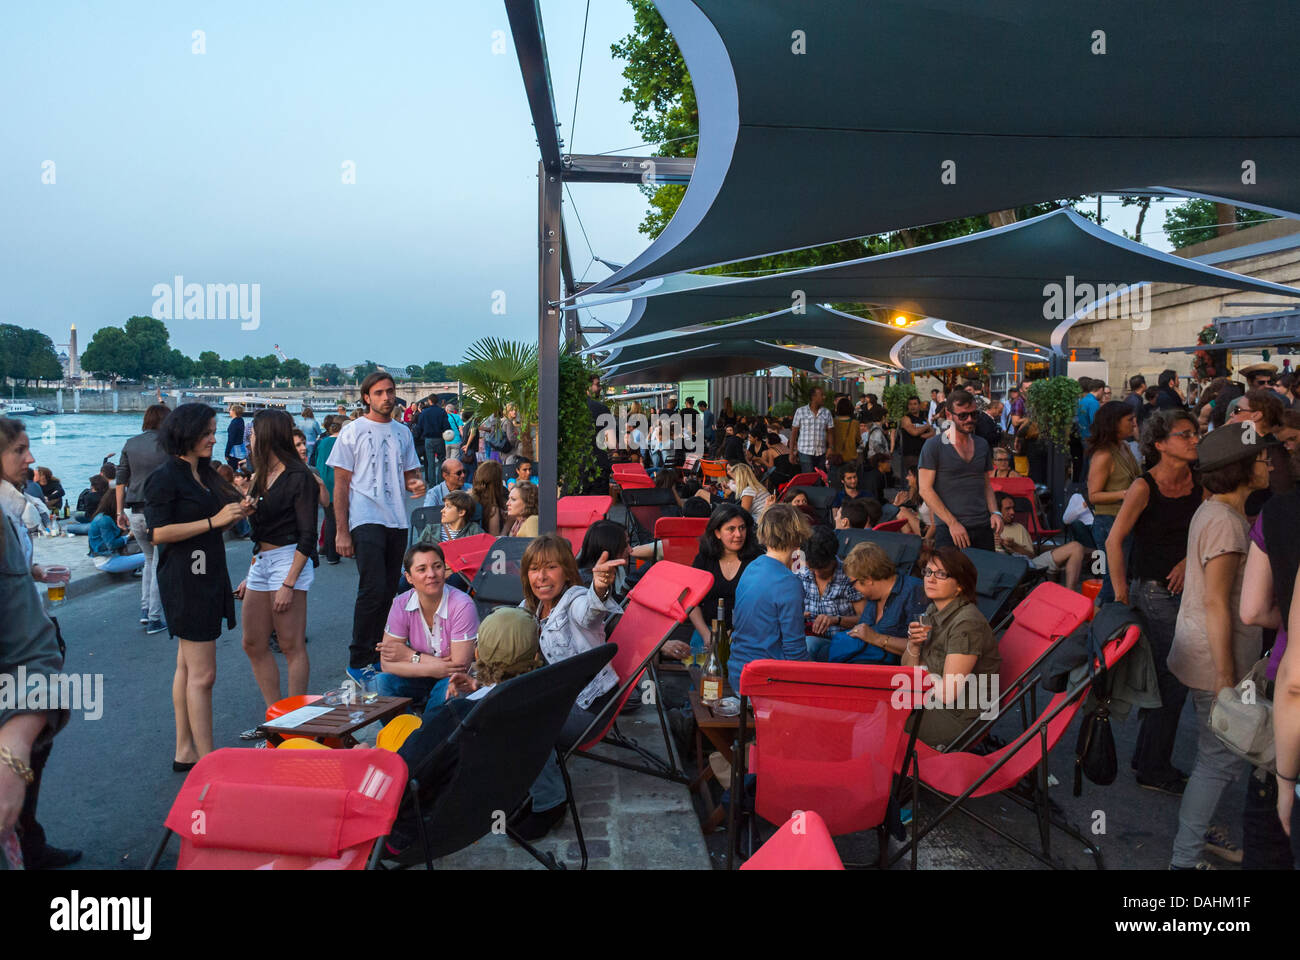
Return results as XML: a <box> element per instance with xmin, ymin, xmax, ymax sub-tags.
<box><xmin>510</xmin><ymin>532</ymin><xmax>625</xmax><ymax>840</ymax></box>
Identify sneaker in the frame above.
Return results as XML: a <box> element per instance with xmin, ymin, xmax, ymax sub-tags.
<box><xmin>146</xmin><ymin>619</ymin><xmax>168</xmax><ymax>635</ymax></box>
<box><xmin>1203</xmin><ymin>826</ymin><xmax>1244</xmax><ymax>864</ymax></box>
<box><xmin>239</xmin><ymin>727</ymin><xmax>267</xmax><ymax>741</ymax></box>
<box><xmin>1170</xmin><ymin>860</ymin><xmax>1217</xmax><ymax>870</ymax></box>
<box><xmin>140</xmin><ymin>609</ymin><xmax>149</xmax><ymax>624</ymax></box>
<box><xmin>346</xmin><ymin>665</ymin><xmax>377</xmax><ymax>687</ymax></box>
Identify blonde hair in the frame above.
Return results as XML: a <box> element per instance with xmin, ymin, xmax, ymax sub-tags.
<box><xmin>842</xmin><ymin>541</ymin><xmax>896</xmax><ymax>582</ymax></box>
<box><xmin>727</xmin><ymin>461</ymin><xmax>765</xmax><ymax>497</ymax></box>
<box><xmin>230</xmin><ymin>404</ymin><xmax>245</xmax><ymax>417</ymax></box>
<box><xmin>756</xmin><ymin>503</ymin><xmax>811</xmax><ymax>552</ymax></box>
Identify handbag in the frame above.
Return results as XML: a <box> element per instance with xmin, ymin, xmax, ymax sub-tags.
<box><xmin>1209</xmin><ymin>657</ymin><xmax>1275</xmax><ymax>772</ymax></box>
<box><xmin>1073</xmin><ymin>697</ymin><xmax>1117</xmax><ymax>794</ymax></box>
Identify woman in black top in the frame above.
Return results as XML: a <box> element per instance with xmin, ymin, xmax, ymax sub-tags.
<box><xmin>233</xmin><ymin>411</ymin><xmax>319</xmax><ymax>710</ymax></box>
<box><xmin>687</xmin><ymin>503</ymin><xmax>761</xmax><ymax>647</ymax></box>
<box><xmin>36</xmin><ymin>467</ymin><xmax>65</xmax><ymax>512</ymax></box>
<box><xmin>145</xmin><ymin>403</ymin><xmax>253</xmax><ymax>769</ymax></box>
<box><xmin>1105</xmin><ymin>409</ymin><xmax>1203</xmax><ymax>793</ymax></box>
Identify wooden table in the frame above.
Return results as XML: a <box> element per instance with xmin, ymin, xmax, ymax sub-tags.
<box><xmin>686</xmin><ymin>670</ymin><xmax>754</xmax><ymax>833</ymax></box>
<box><xmin>258</xmin><ymin>696</ymin><xmax>413</xmax><ymax>747</ymax></box>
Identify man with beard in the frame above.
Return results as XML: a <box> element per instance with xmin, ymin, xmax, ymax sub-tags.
<box><xmin>328</xmin><ymin>372</ymin><xmax>427</xmax><ymax>683</ymax></box>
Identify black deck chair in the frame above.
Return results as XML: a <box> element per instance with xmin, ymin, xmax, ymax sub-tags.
<box><xmin>965</xmin><ymin>546</ymin><xmax>1033</xmax><ymax>624</ymax></box>
<box><xmin>465</xmin><ymin>536</ymin><xmax>532</xmax><ymax>619</ymax></box>
<box><xmin>836</xmin><ymin>528</ymin><xmax>923</xmax><ymax>575</ymax></box>
<box><xmin>407</xmin><ymin>507</ymin><xmax>439</xmax><ymax>549</ymax></box>
<box><xmin>784</xmin><ymin>485</ymin><xmax>837</xmax><ymax>526</ymax></box>
<box><xmin>621</xmin><ymin>487</ymin><xmax>681</xmax><ymax>546</ymax></box>
<box><xmin>380</xmin><ymin>644</ymin><xmax>617</xmax><ymax>871</ymax></box>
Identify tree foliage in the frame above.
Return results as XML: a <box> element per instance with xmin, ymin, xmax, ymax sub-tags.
<box><xmin>1163</xmin><ymin>198</ymin><xmax>1277</xmax><ymax>249</ymax></box>
<box><xmin>0</xmin><ymin>324</ymin><xmax>62</xmax><ymax>384</ymax></box>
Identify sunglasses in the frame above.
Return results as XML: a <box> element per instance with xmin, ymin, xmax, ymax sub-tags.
<box><xmin>921</xmin><ymin>566</ymin><xmax>953</xmax><ymax>581</ymax></box>
<box><xmin>952</xmin><ymin>411</ymin><xmax>977</xmax><ymax>421</ymax></box>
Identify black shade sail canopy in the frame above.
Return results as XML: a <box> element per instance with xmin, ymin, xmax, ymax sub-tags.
<box><xmin>601</xmin><ymin>339</ymin><xmax>824</xmax><ymax>384</ymax></box>
<box><xmin>581</xmin><ymin>0</ymin><xmax>1300</xmax><ymax>296</ymax></box>
<box><xmin>595</xmin><ymin>304</ymin><xmax>922</xmax><ymax>369</ymax></box>
<box><xmin>581</xmin><ymin>209</ymin><xmax>1300</xmax><ymax>351</ymax></box>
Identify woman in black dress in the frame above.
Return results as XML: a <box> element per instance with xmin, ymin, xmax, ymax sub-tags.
<box><xmin>145</xmin><ymin>404</ymin><xmax>253</xmax><ymax>770</ymax></box>
<box><xmin>686</xmin><ymin>503</ymin><xmax>761</xmax><ymax>649</ymax></box>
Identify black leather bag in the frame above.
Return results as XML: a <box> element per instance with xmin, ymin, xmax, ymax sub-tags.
<box><xmin>1073</xmin><ymin>690</ymin><xmax>1117</xmax><ymax>794</ymax></box>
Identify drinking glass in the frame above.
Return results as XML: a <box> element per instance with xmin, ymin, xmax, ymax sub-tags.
<box><xmin>344</xmin><ymin>682</ymin><xmax>364</xmax><ymax>723</ymax></box>
<box><xmin>362</xmin><ymin>674</ymin><xmax>380</xmax><ymax>704</ymax></box>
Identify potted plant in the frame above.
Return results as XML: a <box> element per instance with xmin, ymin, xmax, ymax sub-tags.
<box><xmin>882</xmin><ymin>382</ymin><xmax>919</xmax><ymax>423</ymax></box>
<box><xmin>1025</xmin><ymin>376</ymin><xmax>1081</xmax><ymax>450</ymax></box>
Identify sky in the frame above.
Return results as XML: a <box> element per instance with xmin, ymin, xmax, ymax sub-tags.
<box><xmin>1</xmin><ymin>1</ymin><xmax>1174</xmax><ymax>369</ymax></box>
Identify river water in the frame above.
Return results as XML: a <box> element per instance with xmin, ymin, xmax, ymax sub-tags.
<box><xmin>13</xmin><ymin>411</ymin><xmax>248</xmax><ymax>495</ymax></box>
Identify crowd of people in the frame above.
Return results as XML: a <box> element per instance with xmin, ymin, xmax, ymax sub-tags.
<box><xmin>5</xmin><ymin>356</ymin><xmax>1300</xmax><ymax>870</ymax></box>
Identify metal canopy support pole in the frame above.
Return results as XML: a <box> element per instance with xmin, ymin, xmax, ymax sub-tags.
<box><xmin>538</xmin><ymin>161</ymin><xmax>562</xmax><ymax>532</ymax></box>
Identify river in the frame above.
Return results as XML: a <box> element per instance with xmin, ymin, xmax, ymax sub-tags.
<box><xmin>14</xmin><ymin>411</ymin><xmax>252</xmax><ymax>497</ymax></box>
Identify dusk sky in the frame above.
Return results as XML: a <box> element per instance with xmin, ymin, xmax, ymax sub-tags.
<box><xmin>2</xmin><ymin>1</ymin><xmax>1169</xmax><ymax>368</ymax></box>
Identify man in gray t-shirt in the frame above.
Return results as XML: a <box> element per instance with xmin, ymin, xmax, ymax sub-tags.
<box><xmin>918</xmin><ymin>388</ymin><xmax>1002</xmax><ymax>552</ymax></box>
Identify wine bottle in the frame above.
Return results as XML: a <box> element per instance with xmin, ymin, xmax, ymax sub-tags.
<box><xmin>713</xmin><ymin>597</ymin><xmax>731</xmax><ymax>677</ymax></box>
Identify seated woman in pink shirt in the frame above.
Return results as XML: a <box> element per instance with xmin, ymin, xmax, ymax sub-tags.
<box><xmin>374</xmin><ymin>542</ymin><xmax>479</xmax><ymax>711</ymax></box>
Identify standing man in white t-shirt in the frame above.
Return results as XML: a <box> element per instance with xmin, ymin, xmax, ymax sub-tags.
<box><xmin>327</xmin><ymin>372</ymin><xmax>427</xmax><ymax>682</ymax></box>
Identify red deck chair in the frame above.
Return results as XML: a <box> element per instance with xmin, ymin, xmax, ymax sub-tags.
<box><xmin>776</xmin><ymin>469</ymin><xmax>827</xmax><ymax>498</ymax></box>
<box><xmin>873</xmin><ymin>518</ymin><xmax>908</xmax><ymax>532</ymax></box>
<box><xmin>564</xmin><ymin>560</ymin><xmax>713</xmax><ymax>777</ymax></box>
<box><xmin>740</xmin><ymin>810</ymin><xmax>844</xmax><ymax>871</ymax></box>
<box><xmin>991</xmin><ymin>476</ymin><xmax>1061</xmax><ymax>548</ymax></box>
<box><xmin>654</xmin><ymin>516</ymin><xmax>708</xmax><ymax>566</ymax></box>
<box><xmin>440</xmin><ymin>531</ymin><xmax>496</xmax><ymax>583</ymax></box>
<box><xmin>556</xmin><ymin>495</ymin><xmax>613</xmax><ymax>553</ymax></box>
<box><xmin>558</xmin><ymin>560</ymin><xmax>713</xmax><ymax>851</ymax></box>
<box><xmin>146</xmin><ymin>747</ymin><xmax>410</xmax><ymax>870</ymax></box>
<box><xmin>894</xmin><ymin>613</ymin><xmax>1140</xmax><ymax>870</ymax></box>
<box><xmin>612</xmin><ymin>462</ymin><xmax>654</xmax><ymax>490</ymax></box>
<box><xmin>728</xmin><ymin>661</ymin><xmax>923</xmax><ymax>869</ymax></box>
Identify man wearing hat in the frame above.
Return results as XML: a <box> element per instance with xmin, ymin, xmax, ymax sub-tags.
<box><xmin>1225</xmin><ymin>362</ymin><xmax>1279</xmax><ymax>419</ymax></box>
<box><xmin>1167</xmin><ymin>421</ymin><xmax>1275</xmax><ymax>869</ymax></box>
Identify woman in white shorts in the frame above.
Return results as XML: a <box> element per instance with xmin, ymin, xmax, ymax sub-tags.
<box><xmin>234</xmin><ymin>410</ymin><xmax>319</xmax><ymax>721</ymax></box>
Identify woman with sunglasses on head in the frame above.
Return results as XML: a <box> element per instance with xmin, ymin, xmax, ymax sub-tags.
<box><xmin>902</xmin><ymin>546</ymin><xmax>999</xmax><ymax>749</ymax></box>
<box><xmin>233</xmin><ymin>411</ymin><xmax>319</xmax><ymax>716</ymax></box>
<box><xmin>1105</xmin><ymin>409</ymin><xmax>1203</xmax><ymax>796</ymax></box>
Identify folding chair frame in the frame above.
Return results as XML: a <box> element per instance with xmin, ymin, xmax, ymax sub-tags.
<box><xmin>888</xmin><ymin>625</ymin><xmax>1139</xmax><ymax>871</ymax></box>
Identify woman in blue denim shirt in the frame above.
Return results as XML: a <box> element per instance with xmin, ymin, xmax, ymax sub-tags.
<box><xmin>811</xmin><ymin>541</ymin><xmax>926</xmax><ymax>664</ymax></box>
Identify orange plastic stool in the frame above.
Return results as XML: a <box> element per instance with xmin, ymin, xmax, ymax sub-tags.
<box><xmin>1080</xmin><ymin>579</ymin><xmax>1103</xmax><ymax>620</ymax></box>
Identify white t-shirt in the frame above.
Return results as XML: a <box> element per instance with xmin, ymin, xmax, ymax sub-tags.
<box><xmin>741</xmin><ymin>485</ymin><xmax>769</xmax><ymax>520</ymax></box>
<box><xmin>326</xmin><ymin>416</ymin><xmax>421</xmax><ymax>530</ymax></box>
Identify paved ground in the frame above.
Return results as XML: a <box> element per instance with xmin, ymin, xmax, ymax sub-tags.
<box><xmin>28</xmin><ymin>520</ymin><xmax>1252</xmax><ymax>871</ymax></box>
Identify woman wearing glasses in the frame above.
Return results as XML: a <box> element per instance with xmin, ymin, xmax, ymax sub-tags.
<box><xmin>902</xmin><ymin>546</ymin><xmax>999</xmax><ymax>749</ymax></box>
<box><xmin>990</xmin><ymin>447</ymin><xmax>1023</xmax><ymax>478</ymax></box>
<box><xmin>1105</xmin><ymin>409</ymin><xmax>1203</xmax><ymax>796</ymax></box>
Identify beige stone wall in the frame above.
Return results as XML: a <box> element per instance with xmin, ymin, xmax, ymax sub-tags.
<box><xmin>1068</xmin><ymin>218</ymin><xmax>1300</xmax><ymax>390</ymax></box>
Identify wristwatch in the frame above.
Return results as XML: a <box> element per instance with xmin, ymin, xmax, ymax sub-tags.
<box><xmin>411</xmin><ymin>652</ymin><xmax>421</xmax><ymax>664</ymax></box>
